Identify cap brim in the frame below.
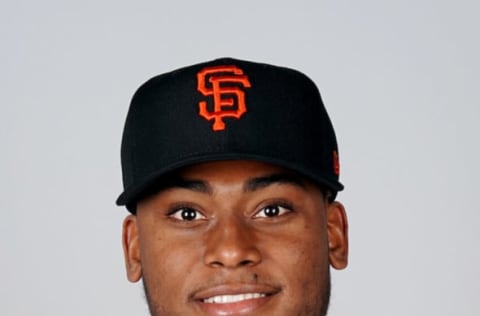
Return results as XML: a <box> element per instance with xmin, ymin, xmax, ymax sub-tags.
<box><xmin>116</xmin><ymin>153</ymin><xmax>344</xmax><ymax>207</ymax></box>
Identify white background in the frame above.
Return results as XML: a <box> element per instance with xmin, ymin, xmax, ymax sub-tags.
<box><xmin>2</xmin><ymin>1</ymin><xmax>479</xmax><ymax>315</ymax></box>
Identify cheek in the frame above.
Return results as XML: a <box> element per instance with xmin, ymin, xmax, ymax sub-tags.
<box><xmin>276</xmin><ymin>235</ymin><xmax>329</xmax><ymax>277</ymax></box>
<box><xmin>138</xmin><ymin>228</ymin><xmax>204</xmax><ymax>307</ymax></box>
<box><xmin>265</xmin><ymin>217</ymin><xmax>328</xmax><ymax>265</ymax></box>
<box><xmin>262</xmin><ymin>221</ymin><xmax>330</xmax><ymax>300</ymax></box>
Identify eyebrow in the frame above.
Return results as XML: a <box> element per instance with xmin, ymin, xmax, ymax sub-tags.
<box><xmin>243</xmin><ymin>173</ymin><xmax>307</xmax><ymax>192</ymax></box>
<box><xmin>162</xmin><ymin>178</ymin><xmax>213</xmax><ymax>194</ymax></box>
<box><xmin>155</xmin><ymin>172</ymin><xmax>306</xmax><ymax>196</ymax></box>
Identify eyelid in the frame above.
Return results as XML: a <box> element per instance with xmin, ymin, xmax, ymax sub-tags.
<box><xmin>166</xmin><ymin>204</ymin><xmax>206</xmax><ymax>221</ymax></box>
<box><xmin>253</xmin><ymin>200</ymin><xmax>294</xmax><ymax>218</ymax></box>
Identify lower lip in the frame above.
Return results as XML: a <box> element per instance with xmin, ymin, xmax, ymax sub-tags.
<box><xmin>197</xmin><ymin>295</ymin><xmax>272</xmax><ymax>315</ymax></box>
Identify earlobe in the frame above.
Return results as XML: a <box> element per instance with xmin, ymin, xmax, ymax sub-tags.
<box><xmin>122</xmin><ymin>215</ymin><xmax>142</xmax><ymax>282</ymax></box>
<box><xmin>327</xmin><ymin>201</ymin><xmax>349</xmax><ymax>270</ymax></box>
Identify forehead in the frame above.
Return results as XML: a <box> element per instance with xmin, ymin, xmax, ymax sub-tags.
<box><xmin>135</xmin><ymin>160</ymin><xmax>327</xmax><ymax>209</ymax></box>
<box><xmin>171</xmin><ymin>160</ymin><xmax>325</xmax><ymax>196</ymax></box>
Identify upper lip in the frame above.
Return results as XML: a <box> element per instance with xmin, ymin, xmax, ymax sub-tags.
<box><xmin>191</xmin><ymin>283</ymin><xmax>281</xmax><ymax>302</ymax></box>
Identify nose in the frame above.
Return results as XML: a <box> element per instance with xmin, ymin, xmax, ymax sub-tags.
<box><xmin>203</xmin><ymin>217</ymin><xmax>261</xmax><ymax>268</ymax></box>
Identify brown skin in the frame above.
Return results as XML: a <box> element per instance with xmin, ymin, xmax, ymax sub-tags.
<box><xmin>122</xmin><ymin>160</ymin><xmax>348</xmax><ymax>316</ymax></box>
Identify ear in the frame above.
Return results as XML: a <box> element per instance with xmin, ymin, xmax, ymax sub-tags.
<box><xmin>122</xmin><ymin>215</ymin><xmax>142</xmax><ymax>282</ymax></box>
<box><xmin>326</xmin><ymin>201</ymin><xmax>349</xmax><ymax>270</ymax></box>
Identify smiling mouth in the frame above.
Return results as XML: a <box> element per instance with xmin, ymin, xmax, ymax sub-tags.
<box><xmin>203</xmin><ymin>293</ymin><xmax>267</xmax><ymax>304</ymax></box>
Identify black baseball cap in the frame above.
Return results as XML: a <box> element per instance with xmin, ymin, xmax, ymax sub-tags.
<box><xmin>117</xmin><ymin>57</ymin><xmax>343</xmax><ymax>213</ymax></box>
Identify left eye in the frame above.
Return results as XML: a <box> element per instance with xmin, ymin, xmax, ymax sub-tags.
<box><xmin>254</xmin><ymin>205</ymin><xmax>291</xmax><ymax>218</ymax></box>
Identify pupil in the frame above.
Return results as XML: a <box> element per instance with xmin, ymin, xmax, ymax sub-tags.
<box><xmin>265</xmin><ymin>206</ymin><xmax>279</xmax><ymax>217</ymax></box>
<box><xmin>181</xmin><ymin>208</ymin><xmax>196</xmax><ymax>220</ymax></box>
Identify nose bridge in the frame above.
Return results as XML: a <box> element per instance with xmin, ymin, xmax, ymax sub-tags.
<box><xmin>203</xmin><ymin>214</ymin><xmax>261</xmax><ymax>268</ymax></box>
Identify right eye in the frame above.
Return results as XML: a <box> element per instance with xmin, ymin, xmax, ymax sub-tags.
<box><xmin>168</xmin><ymin>207</ymin><xmax>205</xmax><ymax>221</ymax></box>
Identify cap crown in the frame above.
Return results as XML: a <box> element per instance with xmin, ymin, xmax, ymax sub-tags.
<box><xmin>117</xmin><ymin>58</ymin><xmax>343</xmax><ymax>210</ymax></box>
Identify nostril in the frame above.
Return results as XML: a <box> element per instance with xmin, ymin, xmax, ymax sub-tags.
<box><xmin>239</xmin><ymin>259</ymin><xmax>254</xmax><ymax>266</ymax></box>
<box><xmin>208</xmin><ymin>261</ymin><xmax>224</xmax><ymax>268</ymax></box>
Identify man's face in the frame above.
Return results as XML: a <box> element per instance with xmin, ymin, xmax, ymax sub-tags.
<box><xmin>122</xmin><ymin>160</ymin><xmax>348</xmax><ymax>316</ymax></box>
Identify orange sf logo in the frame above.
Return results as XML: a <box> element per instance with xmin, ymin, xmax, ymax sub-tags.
<box><xmin>197</xmin><ymin>65</ymin><xmax>251</xmax><ymax>131</ymax></box>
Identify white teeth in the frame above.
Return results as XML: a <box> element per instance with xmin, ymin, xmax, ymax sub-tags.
<box><xmin>203</xmin><ymin>293</ymin><xmax>266</xmax><ymax>304</ymax></box>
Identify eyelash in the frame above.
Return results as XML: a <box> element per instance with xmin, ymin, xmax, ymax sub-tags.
<box><xmin>167</xmin><ymin>205</ymin><xmax>206</xmax><ymax>222</ymax></box>
<box><xmin>253</xmin><ymin>201</ymin><xmax>294</xmax><ymax>219</ymax></box>
<box><xmin>166</xmin><ymin>200</ymin><xmax>294</xmax><ymax>222</ymax></box>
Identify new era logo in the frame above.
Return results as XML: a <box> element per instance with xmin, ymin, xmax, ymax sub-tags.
<box><xmin>197</xmin><ymin>65</ymin><xmax>251</xmax><ymax>131</ymax></box>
